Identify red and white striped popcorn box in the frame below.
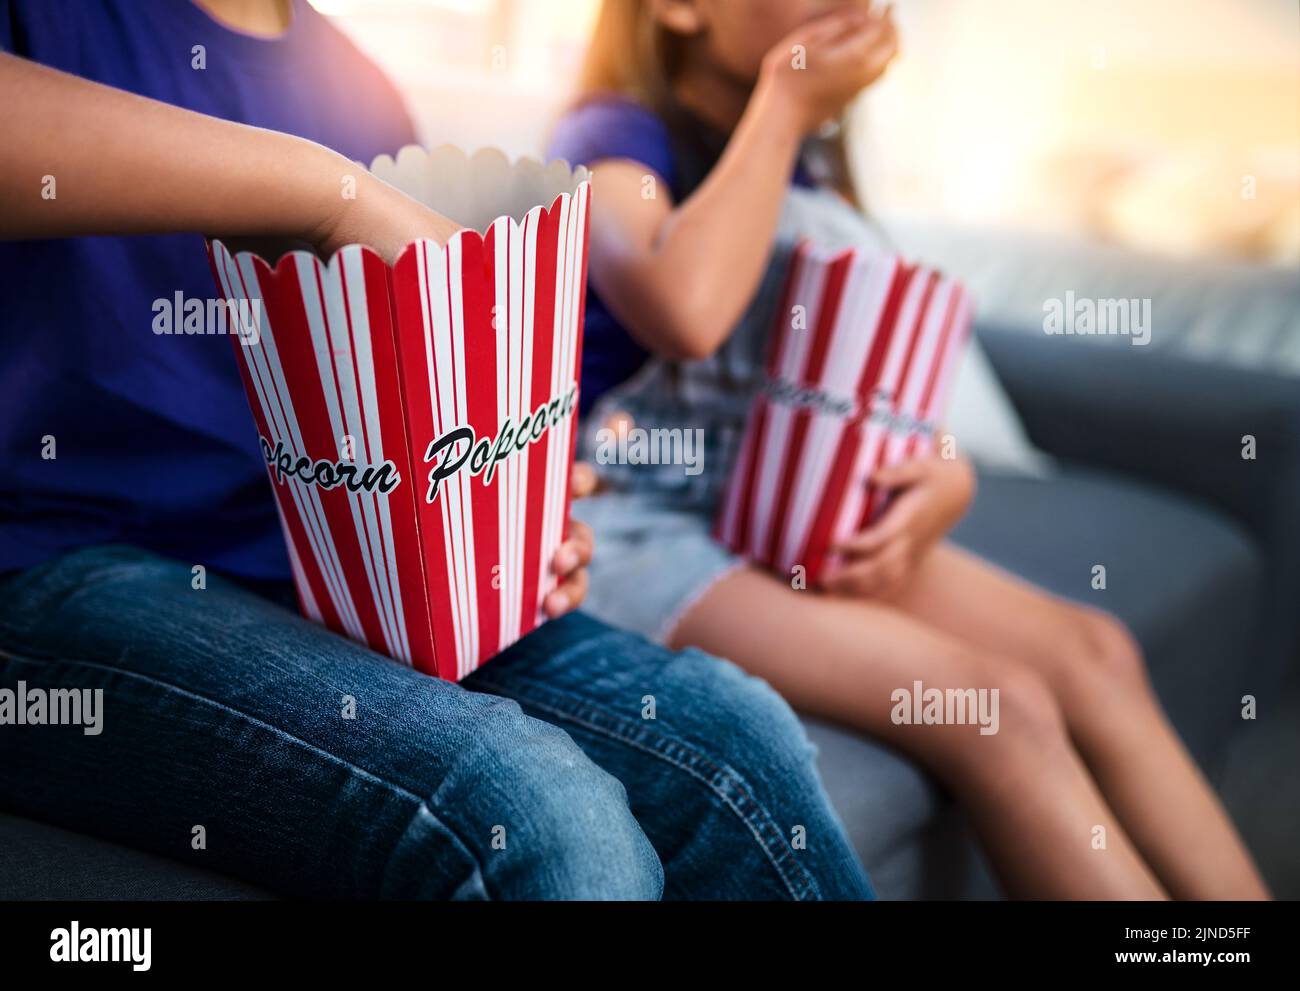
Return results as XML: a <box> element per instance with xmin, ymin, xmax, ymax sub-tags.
<box><xmin>715</xmin><ymin>241</ymin><xmax>973</xmax><ymax>585</ymax></box>
<box><xmin>208</xmin><ymin>146</ymin><xmax>591</xmax><ymax>680</ymax></box>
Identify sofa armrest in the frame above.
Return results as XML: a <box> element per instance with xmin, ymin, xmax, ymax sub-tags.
<box><xmin>978</xmin><ymin>323</ymin><xmax>1300</xmax><ymax>673</ymax></box>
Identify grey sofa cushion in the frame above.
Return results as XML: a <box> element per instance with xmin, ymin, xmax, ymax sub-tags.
<box><xmin>979</xmin><ymin>325</ymin><xmax>1300</xmax><ymax>689</ymax></box>
<box><xmin>806</xmin><ymin>463</ymin><xmax>1263</xmax><ymax>898</ymax></box>
<box><xmin>0</xmin><ymin>811</ymin><xmax>270</xmax><ymax>900</ymax></box>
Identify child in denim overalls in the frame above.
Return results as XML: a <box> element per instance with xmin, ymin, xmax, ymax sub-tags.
<box><xmin>552</xmin><ymin>0</ymin><xmax>1268</xmax><ymax>900</ymax></box>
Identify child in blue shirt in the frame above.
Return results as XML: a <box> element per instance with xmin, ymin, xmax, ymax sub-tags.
<box><xmin>0</xmin><ymin>0</ymin><xmax>871</xmax><ymax>901</ymax></box>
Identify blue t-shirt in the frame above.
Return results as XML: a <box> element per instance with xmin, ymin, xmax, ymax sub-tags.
<box><xmin>547</xmin><ymin>95</ymin><xmax>813</xmax><ymax>415</ymax></box>
<box><xmin>0</xmin><ymin>0</ymin><xmax>416</xmax><ymax>578</ymax></box>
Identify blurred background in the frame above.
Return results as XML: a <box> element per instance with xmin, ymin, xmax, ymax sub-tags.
<box><xmin>309</xmin><ymin>0</ymin><xmax>1300</xmax><ymax>266</ymax></box>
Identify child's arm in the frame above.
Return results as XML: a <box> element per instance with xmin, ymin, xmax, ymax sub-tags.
<box><xmin>0</xmin><ymin>53</ymin><xmax>459</xmax><ymax>260</ymax></box>
<box><xmin>585</xmin><ymin>6</ymin><xmax>896</xmax><ymax>361</ymax></box>
<box><xmin>0</xmin><ymin>53</ymin><xmax>599</xmax><ymax>616</ymax></box>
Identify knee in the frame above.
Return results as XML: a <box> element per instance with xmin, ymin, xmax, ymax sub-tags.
<box><xmin>918</xmin><ymin>654</ymin><xmax>1069</xmax><ymax>784</ymax></box>
<box><xmin>459</xmin><ymin>711</ymin><xmax>664</xmax><ymax>901</ymax></box>
<box><xmin>391</xmin><ymin>688</ymin><xmax>663</xmax><ymax>900</ymax></box>
<box><xmin>660</xmin><ymin>648</ymin><xmax>817</xmax><ymax>773</ymax></box>
<box><xmin>522</xmin><ymin>769</ymin><xmax>665</xmax><ymax>902</ymax></box>
<box><xmin>1060</xmin><ymin>609</ymin><xmax>1149</xmax><ymax>696</ymax></box>
<box><xmin>982</xmin><ymin>659</ymin><xmax>1068</xmax><ymax>751</ymax></box>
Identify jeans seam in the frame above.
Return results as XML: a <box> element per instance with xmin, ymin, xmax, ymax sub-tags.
<box><xmin>0</xmin><ymin>648</ymin><xmax>493</xmax><ymax>899</ymax></box>
<box><xmin>470</xmin><ymin>670</ymin><xmax>820</xmax><ymax>900</ymax></box>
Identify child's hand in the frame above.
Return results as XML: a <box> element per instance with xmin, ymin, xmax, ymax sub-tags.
<box><xmin>822</xmin><ymin>451</ymin><xmax>974</xmax><ymax>599</ymax></box>
<box><xmin>543</xmin><ymin>462</ymin><xmax>597</xmax><ymax>618</ymax></box>
<box><xmin>311</xmin><ymin>161</ymin><xmax>463</xmax><ymax>264</ymax></box>
<box><xmin>0</xmin><ymin>55</ymin><xmax>463</xmax><ymax>260</ymax></box>
<box><xmin>759</xmin><ymin>2</ymin><xmax>898</xmax><ymax>135</ymax></box>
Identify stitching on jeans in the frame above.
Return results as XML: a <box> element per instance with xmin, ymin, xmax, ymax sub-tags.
<box><xmin>0</xmin><ymin>649</ymin><xmax>492</xmax><ymax>898</ymax></box>
<box><xmin>474</xmin><ymin>674</ymin><xmax>814</xmax><ymax>900</ymax></box>
<box><xmin>485</xmin><ymin>629</ymin><xmax>820</xmax><ymax>898</ymax></box>
<box><xmin>470</xmin><ymin>670</ymin><xmax>819</xmax><ymax>900</ymax></box>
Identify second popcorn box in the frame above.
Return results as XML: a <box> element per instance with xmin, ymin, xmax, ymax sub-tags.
<box><xmin>209</xmin><ymin>146</ymin><xmax>591</xmax><ymax>680</ymax></box>
<box><xmin>715</xmin><ymin>241</ymin><xmax>973</xmax><ymax>586</ymax></box>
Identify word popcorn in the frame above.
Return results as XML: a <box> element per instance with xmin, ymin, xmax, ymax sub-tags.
<box><xmin>761</xmin><ymin>380</ymin><xmax>939</xmax><ymax>439</ymax></box>
<box><xmin>261</xmin><ymin>437</ymin><xmax>401</xmax><ymax>494</ymax></box>
<box><xmin>424</xmin><ymin>383</ymin><xmax>578</xmax><ymax>501</ymax></box>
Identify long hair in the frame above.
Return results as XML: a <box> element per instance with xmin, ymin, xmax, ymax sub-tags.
<box><xmin>576</xmin><ymin>0</ymin><xmax>680</xmax><ymax>112</ymax></box>
<box><xmin>572</xmin><ymin>0</ymin><xmax>863</xmax><ymax>208</ymax></box>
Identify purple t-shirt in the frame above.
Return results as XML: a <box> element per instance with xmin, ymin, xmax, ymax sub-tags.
<box><xmin>547</xmin><ymin>95</ymin><xmax>814</xmax><ymax>415</ymax></box>
<box><xmin>0</xmin><ymin>0</ymin><xmax>416</xmax><ymax>578</ymax></box>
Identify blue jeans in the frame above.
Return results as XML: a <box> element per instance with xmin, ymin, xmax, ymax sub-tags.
<box><xmin>0</xmin><ymin>545</ymin><xmax>872</xmax><ymax>900</ymax></box>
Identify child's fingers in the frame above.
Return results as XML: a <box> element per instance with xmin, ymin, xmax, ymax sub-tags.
<box><xmin>874</xmin><ymin>10</ymin><xmax>900</xmax><ymax>51</ymax></box>
<box><xmin>800</xmin><ymin>5</ymin><xmax>871</xmax><ymax>47</ymax></box>
<box><xmin>833</xmin><ymin>516</ymin><xmax>901</xmax><ymax>556</ymax></box>
<box><xmin>871</xmin><ymin>457</ymin><xmax>930</xmax><ymax>490</ymax></box>
<box><xmin>837</xmin><ymin>481</ymin><xmax>926</xmax><ymax>550</ymax></box>
<box><xmin>552</xmin><ymin>520</ymin><xmax>594</xmax><ymax>576</ymax></box>
<box><xmin>544</xmin><ymin>567</ymin><xmax>589</xmax><ymax>618</ymax></box>
<box><xmin>831</xmin><ymin>0</ymin><xmax>898</xmax><ymax>51</ymax></box>
<box><xmin>871</xmin><ymin>12</ymin><xmax>901</xmax><ymax>65</ymax></box>
<box><xmin>570</xmin><ymin>460</ymin><xmax>598</xmax><ymax>499</ymax></box>
<box><xmin>824</xmin><ymin>15</ymin><xmax>894</xmax><ymax>63</ymax></box>
<box><xmin>570</xmin><ymin>519</ymin><xmax>595</xmax><ymax>567</ymax></box>
<box><xmin>822</xmin><ymin>544</ymin><xmax>909</xmax><ymax>598</ymax></box>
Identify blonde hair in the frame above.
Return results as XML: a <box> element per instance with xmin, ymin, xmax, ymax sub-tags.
<box><xmin>576</xmin><ymin>0</ymin><xmax>679</xmax><ymax>111</ymax></box>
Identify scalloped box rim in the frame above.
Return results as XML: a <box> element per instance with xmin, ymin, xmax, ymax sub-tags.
<box><xmin>210</xmin><ymin>144</ymin><xmax>591</xmax><ymax>279</ymax></box>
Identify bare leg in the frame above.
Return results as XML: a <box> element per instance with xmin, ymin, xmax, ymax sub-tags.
<box><xmin>670</xmin><ymin>564</ymin><xmax>1166</xmax><ymax>899</ymax></box>
<box><xmin>886</xmin><ymin>543</ymin><xmax>1269</xmax><ymax>900</ymax></box>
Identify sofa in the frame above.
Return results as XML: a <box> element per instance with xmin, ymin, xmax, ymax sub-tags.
<box><xmin>3</xmin><ymin>303</ymin><xmax>1297</xmax><ymax>901</ymax></box>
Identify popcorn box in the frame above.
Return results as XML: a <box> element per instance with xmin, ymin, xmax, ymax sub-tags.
<box><xmin>209</xmin><ymin>147</ymin><xmax>590</xmax><ymax>680</ymax></box>
<box><xmin>715</xmin><ymin>242</ymin><xmax>973</xmax><ymax>585</ymax></box>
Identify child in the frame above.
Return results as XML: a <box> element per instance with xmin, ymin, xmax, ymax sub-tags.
<box><xmin>550</xmin><ymin>0</ymin><xmax>1268</xmax><ymax>899</ymax></box>
<box><xmin>0</xmin><ymin>0</ymin><xmax>873</xmax><ymax>901</ymax></box>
